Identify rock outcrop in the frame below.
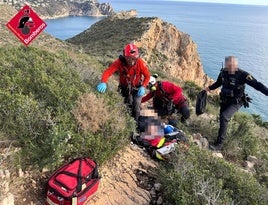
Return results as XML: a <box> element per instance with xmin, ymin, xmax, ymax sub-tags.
<box><xmin>135</xmin><ymin>18</ymin><xmax>213</xmax><ymax>87</ymax></box>
<box><xmin>2</xmin><ymin>0</ymin><xmax>114</xmax><ymax>19</ymax></box>
<box><xmin>69</xmin><ymin>11</ymin><xmax>213</xmax><ymax>88</ymax></box>
<box><xmin>111</xmin><ymin>9</ymin><xmax>138</xmax><ymax>20</ymax></box>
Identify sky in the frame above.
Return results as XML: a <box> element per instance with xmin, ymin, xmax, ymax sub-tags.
<box><xmin>102</xmin><ymin>0</ymin><xmax>268</xmax><ymax>6</ymax></box>
<box><xmin>169</xmin><ymin>0</ymin><xmax>268</xmax><ymax>5</ymax></box>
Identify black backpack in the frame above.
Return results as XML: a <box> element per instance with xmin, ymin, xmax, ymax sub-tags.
<box><xmin>196</xmin><ymin>90</ymin><xmax>207</xmax><ymax>116</ymax></box>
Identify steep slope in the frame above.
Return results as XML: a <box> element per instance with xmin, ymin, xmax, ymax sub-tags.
<box><xmin>68</xmin><ymin>11</ymin><xmax>213</xmax><ymax>88</ymax></box>
<box><xmin>1</xmin><ymin>145</ymin><xmax>157</xmax><ymax>205</ymax></box>
<box><xmin>2</xmin><ymin>0</ymin><xmax>114</xmax><ymax>19</ymax></box>
<box><xmin>0</xmin><ymin>4</ymin><xmax>135</xmax><ymax>205</ymax></box>
<box><xmin>1</xmin><ymin>4</ymin><xmax>267</xmax><ymax>205</ymax></box>
<box><xmin>91</xmin><ymin>145</ymin><xmax>157</xmax><ymax>205</ymax></box>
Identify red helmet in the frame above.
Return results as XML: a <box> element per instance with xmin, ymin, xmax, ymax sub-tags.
<box><xmin>123</xmin><ymin>43</ymin><xmax>139</xmax><ymax>59</ymax></box>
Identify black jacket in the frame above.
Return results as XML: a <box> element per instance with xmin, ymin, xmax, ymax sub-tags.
<box><xmin>196</xmin><ymin>90</ymin><xmax>207</xmax><ymax>115</ymax></box>
<box><xmin>209</xmin><ymin>69</ymin><xmax>268</xmax><ymax>98</ymax></box>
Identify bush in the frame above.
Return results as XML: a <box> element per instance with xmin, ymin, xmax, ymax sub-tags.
<box><xmin>252</xmin><ymin>114</ymin><xmax>268</xmax><ymax>129</ymax></box>
<box><xmin>223</xmin><ymin>113</ymin><xmax>257</xmax><ymax>162</ymax></box>
<box><xmin>157</xmin><ymin>146</ymin><xmax>268</xmax><ymax>205</ymax></box>
<box><xmin>73</xmin><ymin>93</ymin><xmax>110</xmax><ymax>133</ymax></box>
<box><xmin>68</xmin><ymin>17</ymin><xmax>154</xmax><ymax>62</ymax></box>
<box><xmin>70</xmin><ymin>91</ymin><xmax>136</xmax><ymax>164</ymax></box>
<box><xmin>183</xmin><ymin>81</ymin><xmax>202</xmax><ymax>101</ymax></box>
<box><xmin>0</xmin><ymin>46</ymin><xmax>135</xmax><ymax>170</ymax></box>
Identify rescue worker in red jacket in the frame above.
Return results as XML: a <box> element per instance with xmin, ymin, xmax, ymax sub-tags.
<box><xmin>142</xmin><ymin>75</ymin><xmax>190</xmax><ymax>123</ymax></box>
<box><xmin>97</xmin><ymin>43</ymin><xmax>151</xmax><ymax>120</ymax></box>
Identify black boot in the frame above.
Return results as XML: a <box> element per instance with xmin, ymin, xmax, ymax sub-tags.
<box><xmin>209</xmin><ymin>142</ymin><xmax>223</xmax><ymax>151</ymax></box>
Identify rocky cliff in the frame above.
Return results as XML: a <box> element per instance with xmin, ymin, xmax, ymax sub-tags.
<box><xmin>1</xmin><ymin>0</ymin><xmax>114</xmax><ymax>19</ymax></box>
<box><xmin>68</xmin><ymin>11</ymin><xmax>213</xmax><ymax>88</ymax></box>
<box><xmin>136</xmin><ymin>18</ymin><xmax>213</xmax><ymax>87</ymax></box>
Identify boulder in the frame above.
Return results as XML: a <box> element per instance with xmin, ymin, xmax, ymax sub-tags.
<box><xmin>244</xmin><ymin>160</ymin><xmax>256</xmax><ymax>172</ymax></box>
<box><xmin>154</xmin><ymin>183</ymin><xmax>162</xmax><ymax>192</ymax></box>
<box><xmin>193</xmin><ymin>133</ymin><xmax>203</xmax><ymax>140</ymax></box>
<box><xmin>247</xmin><ymin>155</ymin><xmax>258</xmax><ymax>164</ymax></box>
<box><xmin>212</xmin><ymin>152</ymin><xmax>224</xmax><ymax>159</ymax></box>
<box><xmin>200</xmin><ymin>137</ymin><xmax>209</xmax><ymax>149</ymax></box>
<box><xmin>193</xmin><ymin>139</ymin><xmax>202</xmax><ymax>149</ymax></box>
<box><xmin>18</xmin><ymin>168</ymin><xmax>24</xmax><ymax>178</ymax></box>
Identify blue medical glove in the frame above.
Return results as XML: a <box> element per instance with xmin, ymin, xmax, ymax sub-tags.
<box><xmin>137</xmin><ymin>86</ymin><xmax>145</xmax><ymax>97</ymax></box>
<box><xmin>97</xmin><ymin>82</ymin><xmax>107</xmax><ymax>93</ymax></box>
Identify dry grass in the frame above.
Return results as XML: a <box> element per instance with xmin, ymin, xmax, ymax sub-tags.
<box><xmin>72</xmin><ymin>93</ymin><xmax>109</xmax><ymax>133</ymax></box>
<box><xmin>72</xmin><ymin>92</ymin><xmax>130</xmax><ymax>135</ymax></box>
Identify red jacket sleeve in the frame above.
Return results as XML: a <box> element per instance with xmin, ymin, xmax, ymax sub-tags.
<box><xmin>139</xmin><ymin>59</ymin><xmax>150</xmax><ymax>87</ymax></box>
<box><xmin>141</xmin><ymin>92</ymin><xmax>154</xmax><ymax>103</ymax></box>
<box><xmin>101</xmin><ymin>59</ymin><xmax>121</xmax><ymax>83</ymax></box>
<box><xmin>162</xmin><ymin>81</ymin><xmax>183</xmax><ymax>105</ymax></box>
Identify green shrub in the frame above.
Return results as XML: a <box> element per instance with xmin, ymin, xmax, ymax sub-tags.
<box><xmin>183</xmin><ymin>81</ymin><xmax>202</xmax><ymax>101</ymax></box>
<box><xmin>0</xmin><ymin>46</ymin><xmax>135</xmax><ymax>170</ymax></box>
<box><xmin>223</xmin><ymin>113</ymin><xmax>258</xmax><ymax>162</ymax></box>
<box><xmin>68</xmin><ymin>17</ymin><xmax>154</xmax><ymax>62</ymax></box>
<box><xmin>157</xmin><ymin>146</ymin><xmax>268</xmax><ymax>205</ymax></box>
<box><xmin>252</xmin><ymin>114</ymin><xmax>268</xmax><ymax>129</ymax></box>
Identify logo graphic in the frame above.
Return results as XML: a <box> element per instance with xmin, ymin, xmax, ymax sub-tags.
<box><xmin>6</xmin><ymin>5</ymin><xmax>47</xmax><ymax>46</ymax></box>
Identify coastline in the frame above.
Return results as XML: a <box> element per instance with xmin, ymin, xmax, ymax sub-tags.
<box><xmin>2</xmin><ymin>0</ymin><xmax>114</xmax><ymax>20</ymax></box>
<box><xmin>42</xmin><ymin>14</ymin><xmax>108</xmax><ymax>20</ymax></box>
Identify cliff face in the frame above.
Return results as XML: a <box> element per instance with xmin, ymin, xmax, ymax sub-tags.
<box><xmin>68</xmin><ymin>12</ymin><xmax>213</xmax><ymax>88</ymax></box>
<box><xmin>2</xmin><ymin>0</ymin><xmax>114</xmax><ymax>19</ymax></box>
<box><xmin>135</xmin><ymin>18</ymin><xmax>212</xmax><ymax>87</ymax></box>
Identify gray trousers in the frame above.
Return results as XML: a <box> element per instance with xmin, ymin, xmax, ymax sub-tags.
<box><xmin>216</xmin><ymin>102</ymin><xmax>243</xmax><ymax>144</ymax></box>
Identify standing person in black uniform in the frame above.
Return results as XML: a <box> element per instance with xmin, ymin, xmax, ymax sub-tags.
<box><xmin>205</xmin><ymin>56</ymin><xmax>268</xmax><ymax>150</ymax></box>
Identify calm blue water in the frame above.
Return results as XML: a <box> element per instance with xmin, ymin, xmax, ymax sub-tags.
<box><xmin>45</xmin><ymin>16</ymin><xmax>105</xmax><ymax>40</ymax></box>
<box><xmin>45</xmin><ymin>1</ymin><xmax>268</xmax><ymax>121</ymax></box>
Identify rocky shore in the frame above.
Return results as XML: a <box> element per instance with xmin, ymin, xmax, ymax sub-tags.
<box><xmin>1</xmin><ymin>0</ymin><xmax>114</xmax><ymax>19</ymax></box>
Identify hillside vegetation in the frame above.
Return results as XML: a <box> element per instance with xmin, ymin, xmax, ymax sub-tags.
<box><xmin>68</xmin><ymin>12</ymin><xmax>213</xmax><ymax>88</ymax></box>
<box><xmin>68</xmin><ymin>15</ymin><xmax>152</xmax><ymax>65</ymax></box>
<box><xmin>157</xmin><ymin>83</ymin><xmax>268</xmax><ymax>204</ymax></box>
<box><xmin>0</xmin><ymin>5</ymin><xmax>268</xmax><ymax>205</ymax></box>
<box><xmin>0</xmin><ymin>45</ymin><xmax>135</xmax><ymax>172</ymax></box>
<box><xmin>158</xmin><ymin>145</ymin><xmax>268</xmax><ymax>204</ymax></box>
<box><xmin>69</xmin><ymin>13</ymin><xmax>268</xmax><ymax>204</ymax></box>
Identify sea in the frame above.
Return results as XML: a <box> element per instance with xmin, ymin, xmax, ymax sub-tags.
<box><xmin>45</xmin><ymin>0</ymin><xmax>268</xmax><ymax>121</ymax></box>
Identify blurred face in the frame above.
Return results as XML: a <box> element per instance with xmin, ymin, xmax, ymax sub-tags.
<box><xmin>225</xmin><ymin>56</ymin><xmax>238</xmax><ymax>73</ymax></box>
<box><xmin>146</xmin><ymin>125</ymin><xmax>159</xmax><ymax>135</ymax></box>
<box><xmin>125</xmin><ymin>56</ymin><xmax>137</xmax><ymax>66</ymax></box>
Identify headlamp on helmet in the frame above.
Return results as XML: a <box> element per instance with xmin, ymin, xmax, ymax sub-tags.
<box><xmin>148</xmin><ymin>75</ymin><xmax>158</xmax><ymax>91</ymax></box>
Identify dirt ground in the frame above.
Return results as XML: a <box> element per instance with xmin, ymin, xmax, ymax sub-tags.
<box><xmin>1</xmin><ymin>144</ymin><xmax>158</xmax><ymax>205</ymax></box>
<box><xmin>90</xmin><ymin>145</ymin><xmax>157</xmax><ymax>205</ymax></box>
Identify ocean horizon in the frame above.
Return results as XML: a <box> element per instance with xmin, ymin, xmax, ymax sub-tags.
<box><xmin>45</xmin><ymin>1</ymin><xmax>268</xmax><ymax>121</ymax></box>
